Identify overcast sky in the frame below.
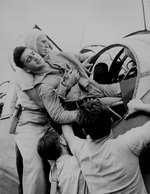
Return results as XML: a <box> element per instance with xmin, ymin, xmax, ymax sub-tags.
<box><xmin>0</xmin><ymin>0</ymin><xmax>150</xmax><ymax>83</ymax></box>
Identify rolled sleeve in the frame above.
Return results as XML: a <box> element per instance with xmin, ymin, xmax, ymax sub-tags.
<box><xmin>117</xmin><ymin>121</ymin><xmax>150</xmax><ymax>156</ymax></box>
<box><xmin>37</xmin><ymin>83</ymin><xmax>79</xmax><ymax>124</ymax></box>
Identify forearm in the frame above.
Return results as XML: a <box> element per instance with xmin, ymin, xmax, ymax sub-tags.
<box><xmin>62</xmin><ymin>125</ymin><xmax>75</xmax><ymax>146</ymax></box>
<box><xmin>137</xmin><ymin>103</ymin><xmax>150</xmax><ymax>113</ymax></box>
<box><xmin>91</xmin><ymin>80</ymin><xmax>121</xmax><ymax>97</ymax></box>
<box><xmin>127</xmin><ymin>98</ymin><xmax>150</xmax><ymax>116</ymax></box>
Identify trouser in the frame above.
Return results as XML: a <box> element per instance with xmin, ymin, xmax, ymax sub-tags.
<box><xmin>15</xmin><ymin>144</ymin><xmax>51</xmax><ymax>194</ymax></box>
<box><xmin>14</xmin><ymin>123</ymin><xmax>50</xmax><ymax>194</ymax></box>
<box><xmin>15</xmin><ymin>144</ymin><xmax>23</xmax><ymax>194</ymax></box>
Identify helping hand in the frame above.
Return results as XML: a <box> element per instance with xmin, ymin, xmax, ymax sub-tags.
<box><xmin>62</xmin><ymin>68</ymin><xmax>80</xmax><ymax>89</ymax></box>
<box><xmin>125</xmin><ymin>98</ymin><xmax>143</xmax><ymax>119</ymax></box>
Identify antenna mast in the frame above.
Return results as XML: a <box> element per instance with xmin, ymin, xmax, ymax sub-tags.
<box><xmin>141</xmin><ymin>0</ymin><xmax>147</xmax><ymax>30</ymax></box>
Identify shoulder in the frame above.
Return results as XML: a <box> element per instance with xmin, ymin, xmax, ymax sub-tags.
<box><xmin>64</xmin><ymin>155</ymin><xmax>81</xmax><ymax>172</ymax></box>
<box><xmin>15</xmin><ymin>68</ymin><xmax>34</xmax><ymax>90</ymax></box>
<box><xmin>16</xmin><ymin>68</ymin><xmax>34</xmax><ymax>81</ymax></box>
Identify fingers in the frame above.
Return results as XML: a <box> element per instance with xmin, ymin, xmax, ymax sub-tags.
<box><xmin>65</xmin><ymin>68</ymin><xmax>73</xmax><ymax>78</ymax></box>
<box><xmin>73</xmin><ymin>69</ymin><xmax>79</xmax><ymax>78</ymax></box>
<box><xmin>66</xmin><ymin>68</ymin><xmax>73</xmax><ymax>74</ymax></box>
<box><xmin>125</xmin><ymin>98</ymin><xmax>143</xmax><ymax>120</ymax></box>
<box><xmin>125</xmin><ymin>113</ymin><xmax>129</xmax><ymax>120</ymax></box>
<box><xmin>125</xmin><ymin>111</ymin><xmax>133</xmax><ymax>120</ymax></box>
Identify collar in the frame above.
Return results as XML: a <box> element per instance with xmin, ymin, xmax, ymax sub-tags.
<box><xmin>34</xmin><ymin>72</ymin><xmax>50</xmax><ymax>85</ymax></box>
<box><xmin>34</xmin><ymin>68</ymin><xmax>61</xmax><ymax>86</ymax></box>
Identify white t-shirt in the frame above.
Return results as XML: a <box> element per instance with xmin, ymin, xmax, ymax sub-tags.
<box><xmin>70</xmin><ymin>122</ymin><xmax>150</xmax><ymax>194</ymax></box>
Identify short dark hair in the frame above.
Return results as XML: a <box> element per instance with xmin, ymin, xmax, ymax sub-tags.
<box><xmin>13</xmin><ymin>46</ymin><xmax>27</xmax><ymax>69</ymax></box>
<box><xmin>77</xmin><ymin>99</ymin><xmax>112</xmax><ymax>140</ymax></box>
<box><xmin>37</xmin><ymin>130</ymin><xmax>62</xmax><ymax>161</ymax></box>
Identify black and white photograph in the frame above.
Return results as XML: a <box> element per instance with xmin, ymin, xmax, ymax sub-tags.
<box><xmin>0</xmin><ymin>0</ymin><xmax>150</xmax><ymax>193</ymax></box>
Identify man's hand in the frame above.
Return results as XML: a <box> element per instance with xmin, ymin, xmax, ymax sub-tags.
<box><xmin>81</xmin><ymin>57</ymin><xmax>93</xmax><ymax>69</ymax></box>
<box><xmin>62</xmin><ymin>68</ymin><xmax>80</xmax><ymax>89</ymax></box>
<box><xmin>126</xmin><ymin>98</ymin><xmax>144</xmax><ymax>119</ymax></box>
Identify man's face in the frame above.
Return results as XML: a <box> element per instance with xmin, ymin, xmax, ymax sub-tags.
<box><xmin>36</xmin><ymin>34</ymin><xmax>52</xmax><ymax>57</ymax></box>
<box><xmin>21</xmin><ymin>48</ymin><xmax>45</xmax><ymax>73</ymax></box>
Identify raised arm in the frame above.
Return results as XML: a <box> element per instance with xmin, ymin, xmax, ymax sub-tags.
<box><xmin>62</xmin><ymin>124</ymin><xmax>85</xmax><ymax>158</ymax></box>
<box><xmin>74</xmin><ymin>53</ymin><xmax>89</xmax><ymax>63</ymax></box>
<box><xmin>62</xmin><ymin>125</ymin><xmax>76</xmax><ymax>147</ymax></box>
<box><xmin>57</xmin><ymin>69</ymin><xmax>80</xmax><ymax>99</ymax></box>
<box><xmin>88</xmin><ymin>79</ymin><xmax>121</xmax><ymax>98</ymax></box>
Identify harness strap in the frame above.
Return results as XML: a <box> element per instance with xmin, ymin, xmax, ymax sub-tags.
<box><xmin>50</xmin><ymin>162</ymin><xmax>58</xmax><ymax>194</ymax></box>
<box><xmin>21</xmin><ymin>106</ymin><xmax>45</xmax><ymax>113</ymax></box>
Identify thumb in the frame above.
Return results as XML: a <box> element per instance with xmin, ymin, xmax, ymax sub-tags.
<box><xmin>125</xmin><ymin>110</ymin><xmax>135</xmax><ymax>120</ymax></box>
<box><xmin>125</xmin><ymin>112</ymin><xmax>130</xmax><ymax>120</ymax></box>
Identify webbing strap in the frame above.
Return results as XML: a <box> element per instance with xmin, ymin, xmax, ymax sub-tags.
<box><xmin>50</xmin><ymin>163</ymin><xmax>58</xmax><ymax>194</ymax></box>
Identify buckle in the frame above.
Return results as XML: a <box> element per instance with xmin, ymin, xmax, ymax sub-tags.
<box><xmin>51</xmin><ymin>177</ymin><xmax>57</xmax><ymax>182</ymax></box>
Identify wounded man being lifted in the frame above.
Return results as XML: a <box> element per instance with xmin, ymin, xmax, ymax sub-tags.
<box><xmin>12</xmin><ymin>45</ymin><xmax>122</xmax><ymax>129</ymax></box>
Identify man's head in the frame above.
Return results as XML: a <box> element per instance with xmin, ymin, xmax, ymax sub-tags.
<box><xmin>36</xmin><ymin>34</ymin><xmax>52</xmax><ymax>57</ymax></box>
<box><xmin>13</xmin><ymin>46</ymin><xmax>46</xmax><ymax>74</ymax></box>
<box><xmin>77</xmin><ymin>99</ymin><xmax>112</xmax><ymax>140</ymax></box>
<box><xmin>24</xmin><ymin>29</ymin><xmax>53</xmax><ymax>57</ymax></box>
<box><xmin>37</xmin><ymin>130</ymin><xmax>67</xmax><ymax>161</ymax></box>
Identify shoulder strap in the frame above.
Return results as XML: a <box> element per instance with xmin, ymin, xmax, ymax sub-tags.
<box><xmin>50</xmin><ymin>162</ymin><xmax>58</xmax><ymax>194</ymax></box>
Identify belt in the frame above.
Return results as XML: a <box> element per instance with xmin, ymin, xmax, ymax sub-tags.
<box><xmin>21</xmin><ymin>106</ymin><xmax>45</xmax><ymax>113</ymax></box>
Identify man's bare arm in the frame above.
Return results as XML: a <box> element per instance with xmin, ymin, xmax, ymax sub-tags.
<box><xmin>126</xmin><ymin>98</ymin><xmax>150</xmax><ymax>117</ymax></box>
<box><xmin>62</xmin><ymin>125</ymin><xmax>76</xmax><ymax>147</ymax></box>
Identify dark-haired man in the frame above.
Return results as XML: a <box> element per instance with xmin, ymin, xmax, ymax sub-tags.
<box><xmin>37</xmin><ymin>130</ymin><xmax>89</xmax><ymax>194</ymax></box>
<box><xmin>11</xmin><ymin>47</ymin><xmax>80</xmax><ymax>194</ymax></box>
<box><xmin>62</xmin><ymin>99</ymin><xmax>150</xmax><ymax>194</ymax></box>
